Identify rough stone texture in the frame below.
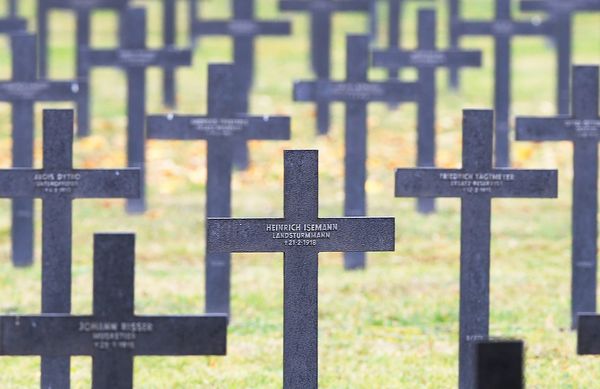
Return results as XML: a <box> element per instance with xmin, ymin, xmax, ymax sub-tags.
<box><xmin>395</xmin><ymin>110</ymin><xmax>557</xmax><ymax>389</ymax></box>
<box><xmin>207</xmin><ymin>150</ymin><xmax>395</xmax><ymax>389</ymax></box>
<box><xmin>516</xmin><ymin>66</ymin><xmax>600</xmax><ymax>329</ymax></box>
<box><xmin>0</xmin><ymin>233</ymin><xmax>227</xmax><ymax>389</ymax></box>
<box><xmin>147</xmin><ymin>64</ymin><xmax>290</xmax><ymax>316</ymax></box>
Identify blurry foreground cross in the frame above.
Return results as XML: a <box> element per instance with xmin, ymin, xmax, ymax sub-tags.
<box><xmin>147</xmin><ymin>63</ymin><xmax>290</xmax><ymax>316</ymax></box>
<box><xmin>394</xmin><ymin>109</ymin><xmax>557</xmax><ymax>389</ymax></box>
<box><xmin>0</xmin><ymin>109</ymin><xmax>140</xmax><ymax>389</ymax></box>
<box><xmin>0</xmin><ymin>234</ymin><xmax>227</xmax><ymax>389</ymax></box>
<box><xmin>207</xmin><ymin>150</ymin><xmax>395</xmax><ymax>389</ymax></box>
<box><xmin>516</xmin><ymin>65</ymin><xmax>600</xmax><ymax>329</ymax></box>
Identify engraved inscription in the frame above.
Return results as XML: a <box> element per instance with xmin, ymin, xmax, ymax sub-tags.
<box><xmin>493</xmin><ymin>20</ymin><xmax>514</xmax><ymax>35</ymax></box>
<box><xmin>326</xmin><ymin>83</ymin><xmax>386</xmax><ymax>101</ymax></box>
<box><xmin>409</xmin><ymin>51</ymin><xmax>448</xmax><ymax>66</ymax></box>
<box><xmin>465</xmin><ymin>334</ymin><xmax>486</xmax><ymax>342</ymax></box>
<box><xmin>0</xmin><ymin>82</ymin><xmax>51</xmax><ymax>99</ymax></box>
<box><xmin>565</xmin><ymin>119</ymin><xmax>600</xmax><ymax>139</ymax></box>
<box><xmin>34</xmin><ymin>173</ymin><xmax>81</xmax><ymax>194</ymax></box>
<box><xmin>189</xmin><ymin>118</ymin><xmax>249</xmax><ymax>136</ymax></box>
<box><xmin>78</xmin><ymin>321</ymin><xmax>154</xmax><ymax>350</ymax></box>
<box><xmin>267</xmin><ymin>223</ymin><xmax>339</xmax><ymax>246</ymax></box>
<box><xmin>228</xmin><ymin>20</ymin><xmax>259</xmax><ymax>35</ymax></box>
<box><xmin>439</xmin><ymin>172</ymin><xmax>515</xmax><ymax>194</ymax></box>
<box><xmin>118</xmin><ymin>50</ymin><xmax>158</xmax><ymax>66</ymax></box>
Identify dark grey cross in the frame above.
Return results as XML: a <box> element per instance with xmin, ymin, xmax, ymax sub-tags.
<box><xmin>207</xmin><ymin>150</ymin><xmax>395</xmax><ymax>388</ymax></box>
<box><xmin>147</xmin><ymin>63</ymin><xmax>290</xmax><ymax>316</ymax></box>
<box><xmin>475</xmin><ymin>340</ymin><xmax>524</xmax><ymax>389</ymax></box>
<box><xmin>295</xmin><ymin>34</ymin><xmax>415</xmax><ymax>270</ymax></box>
<box><xmin>80</xmin><ymin>7</ymin><xmax>192</xmax><ymax>214</ymax></box>
<box><xmin>191</xmin><ymin>0</ymin><xmax>290</xmax><ymax>170</ymax></box>
<box><xmin>279</xmin><ymin>0</ymin><xmax>371</xmax><ymax>135</ymax></box>
<box><xmin>516</xmin><ymin>65</ymin><xmax>599</xmax><ymax>329</ymax></box>
<box><xmin>163</xmin><ymin>0</ymin><xmax>178</xmax><ymax>108</ymax></box>
<box><xmin>37</xmin><ymin>0</ymin><xmax>129</xmax><ymax>137</ymax></box>
<box><xmin>373</xmin><ymin>9</ymin><xmax>481</xmax><ymax>214</ymax></box>
<box><xmin>0</xmin><ymin>109</ymin><xmax>140</xmax><ymax>389</ymax></box>
<box><xmin>452</xmin><ymin>0</ymin><xmax>553</xmax><ymax>167</ymax></box>
<box><xmin>0</xmin><ymin>0</ymin><xmax>25</xmax><ymax>32</ymax></box>
<box><xmin>0</xmin><ymin>33</ymin><xmax>85</xmax><ymax>268</ymax></box>
<box><xmin>577</xmin><ymin>314</ymin><xmax>600</xmax><ymax>355</ymax></box>
<box><xmin>0</xmin><ymin>233</ymin><xmax>227</xmax><ymax>389</ymax></box>
<box><xmin>369</xmin><ymin>0</ymin><xmax>377</xmax><ymax>42</ymax></box>
<box><xmin>520</xmin><ymin>0</ymin><xmax>600</xmax><ymax>115</ymax></box>
<box><xmin>395</xmin><ymin>109</ymin><xmax>557</xmax><ymax>389</ymax></box>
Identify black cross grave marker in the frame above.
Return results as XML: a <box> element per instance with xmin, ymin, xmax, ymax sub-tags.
<box><xmin>520</xmin><ymin>0</ymin><xmax>600</xmax><ymax>115</ymax></box>
<box><xmin>0</xmin><ymin>33</ymin><xmax>86</xmax><ymax>267</ymax></box>
<box><xmin>147</xmin><ymin>63</ymin><xmax>291</xmax><ymax>316</ymax></box>
<box><xmin>475</xmin><ymin>340</ymin><xmax>524</xmax><ymax>389</ymax></box>
<box><xmin>452</xmin><ymin>0</ymin><xmax>553</xmax><ymax>167</ymax></box>
<box><xmin>163</xmin><ymin>0</ymin><xmax>178</xmax><ymax>108</ymax></box>
<box><xmin>191</xmin><ymin>0</ymin><xmax>291</xmax><ymax>170</ymax></box>
<box><xmin>373</xmin><ymin>9</ymin><xmax>481</xmax><ymax>213</ymax></box>
<box><xmin>577</xmin><ymin>313</ymin><xmax>600</xmax><ymax>355</ymax></box>
<box><xmin>0</xmin><ymin>0</ymin><xmax>25</xmax><ymax>33</ymax></box>
<box><xmin>395</xmin><ymin>109</ymin><xmax>557</xmax><ymax>389</ymax></box>
<box><xmin>0</xmin><ymin>233</ymin><xmax>227</xmax><ymax>388</ymax></box>
<box><xmin>516</xmin><ymin>65</ymin><xmax>599</xmax><ymax>329</ymax></box>
<box><xmin>0</xmin><ymin>109</ymin><xmax>140</xmax><ymax>389</ymax></box>
<box><xmin>295</xmin><ymin>34</ymin><xmax>416</xmax><ymax>270</ymax></box>
<box><xmin>37</xmin><ymin>0</ymin><xmax>129</xmax><ymax>137</ymax></box>
<box><xmin>80</xmin><ymin>7</ymin><xmax>192</xmax><ymax>214</ymax></box>
<box><xmin>279</xmin><ymin>0</ymin><xmax>371</xmax><ymax>135</ymax></box>
<box><xmin>207</xmin><ymin>150</ymin><xmax>395</xmax><ymax>388</ymax></box>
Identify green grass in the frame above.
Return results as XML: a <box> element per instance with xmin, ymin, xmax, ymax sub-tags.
<box><xmin>0</xmin><ymin>0</ymin><xmax>599</xmax><ymax>387</ymax></box>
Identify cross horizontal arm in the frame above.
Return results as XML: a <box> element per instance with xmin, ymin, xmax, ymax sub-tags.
<box><xmin>81</xmin><ymin>48</ymin><xmax>191</xmax><ymax>68</ymax></box>
<box><xmin>0</xmin><ymin>169</ymin><xmax>140</xmax><ymax>198</ymax></box>
<box><xmin>456</xmin><ymin>20</ymin><xmax>551</xmax><ymax>36</ymax></box>
<box><xmin>373</xmin><ymin>49</ymin><xmax>481</xmax><ymax>68</ymax></box>
<box><xmin>0</xmin><ymin>315</ymin><xmax>227</xmax><ymax>356</ymax></box>
<box><xmin>395</xmin><ymin>168</ymin><xmax>557</xmax><ymax>198</ymax></box>
<box><xmin>315</xmin><ymin>217</ymin><xmax>395</xmax><ymax>252</ymax></box>
<box><xmin>0</xmin><ymin>81</ymin><xmax>82</xmax><ymax>101</ymax></box>
<box><xmin>43</xmin><ymin>0</ymin><xmax>127</xmax><ymax>9</ymax></box>
<box><xmin>294</xmin><ymin>80</ymin><xmax>419</xmax><ymax>103</ymax></box>
<box><xmin>516</xmin><ymin>117</ymin><xmax>576</xmax><ymax>141</ymax></box>
<box><xmin>0</xmin><ymin>18</ymin><xmax>26</xmax><ymax>32</ymax></box>
<box><xmin>207</xmin><ymin>218</ymin><xmax>287</xmax><ymax>253</ymax></box>
<box><xmin>147</xmin><ymin>116</ymin><xmax>290</xmax><ymax>141</ymax></box>
<box><xmin>192</xmin><ymin>20</ymin><xmax>291</xmax><ymax>36</ymax></box>
<box><xmin>279</xmin><ymin>0</ymin><xmax>370</xmax><ymax>12</ymax></box>
<box><xmin>519</xmin><ymin>0</ymin><xmax>550</xmax><ymax>11</ymax></box>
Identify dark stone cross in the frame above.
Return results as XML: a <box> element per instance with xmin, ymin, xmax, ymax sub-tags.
<box><xmin>577</xmin><ymin>314</ymin><xmax>600</xmax><ymax>355</ymax></box>
<box><xmin>394</xmin><ymin>109</ymin><xmax>557</xmax><ymax>389</ymax></box>
<box><xmin>80</xmin><ymin>7</ymin><xmax>192</xmax><ymax>214</ymax></box>
<box><xmin>147</xmin><ymin>63</ymin><xmax>291</xmax><ymax>316</ymax></box>
<box><xmin>520</xmin><ymin>0</ymin><xmax>600</xmax><ymax>115</ymax></box>
<box><xmin>163</xmin><ymin>0</ymin><xmax>178</xmax><ymax>108</ymax></box>
<box><xmin>0</xmin><ymin>109</ymin><xmax>140</xmax><ymax>389</ymax></box>
<box><xmin>373</xmin><ymin>9</ymin><xmax>481</xmax><ymax>214</ymax></box>
<box><xmin>452</xmin><ymin>0</ymin><xmax>553</xmax><ymax>167</ymax></box>
<box><xmin>0</xmin><ymin>233</ymin><xmax>227</xmax><ymax>388</ymax></box>
<box><xmin>37</xmin><ymin>0</ymin><xmax>129</xmax><ymax>137</ymax></box>
<box><xmin>279</xmin><ymin>0</ymin><xmax>371</xmax><ymax>135</ymax></box>
<box><xmin>207</xmin><ymin>150</ymin><xmax>395</xmax><ymax>388</ymax></box>
<box><xmin>475</xmin><ymin>340</ymin><xmax>524</xmax><ymax>389</ymax></box>
<box><xmin>294</xmin><ymin>34</ymin><xmax>415</xmax><ymax>270</ymax></box>
<box><xmin>191</xmin><ymin>0</ymin><xmax>290</xmax><ymax>170</ymax></box>
<box><xmin>0</xmin><ymin>33</ymin><xmax>85</xmax><ymax>268</ymax></box>
<box><xmin>516</xmin><ymin>65</ymin><xmax>599</xmax><ymax>329</ymax></box>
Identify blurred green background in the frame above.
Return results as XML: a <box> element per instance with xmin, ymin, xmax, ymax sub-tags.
<box><xmin>0</xmin><ymin>0</ymin><xmax>599</xmax><ymax>387</ymax></box>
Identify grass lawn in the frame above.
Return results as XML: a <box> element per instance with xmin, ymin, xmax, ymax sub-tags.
<box><xmin>0</xmin><ymin>0</ymin><xmax>599</xmax><ymax>387</ymax></box>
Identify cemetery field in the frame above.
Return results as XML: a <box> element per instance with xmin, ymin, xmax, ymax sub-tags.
<box><xmin>0</xmin><ymin>0</ymin><xmax>599</xmax><ymax>387</ymax></box>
